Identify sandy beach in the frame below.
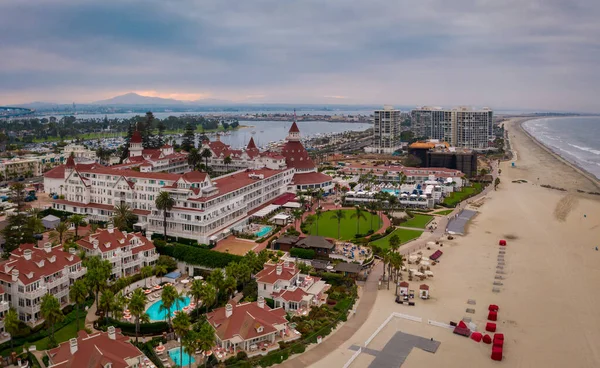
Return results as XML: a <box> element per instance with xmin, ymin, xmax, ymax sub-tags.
<box><xmin>310</xmin><ymin>118</ymin><xmax>600</xmax><ymax>368</ymax></box>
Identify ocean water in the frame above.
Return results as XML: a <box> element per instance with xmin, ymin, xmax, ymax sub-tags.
<box><xmin>522</xmin><ymin>117</ymin><xmax>600</xmax><ymax>179</ymax></box>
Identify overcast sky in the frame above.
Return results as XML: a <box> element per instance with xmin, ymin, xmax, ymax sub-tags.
<box><xmin>1</xmin><ymin>0</ymin><xmax>599</xmax><ymax>111</ymax></box>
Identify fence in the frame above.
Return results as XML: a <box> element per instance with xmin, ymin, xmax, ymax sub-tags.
<box><xmin>342</xmin><ymin>348</ymin><xmax>362</xmax><ymax>368</ymax></box>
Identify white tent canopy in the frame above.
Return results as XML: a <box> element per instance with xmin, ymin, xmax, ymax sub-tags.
<box><xmin>271</xmin><ymin>213</ymin><xmax>290</xmax><ymax>221</ymax></box>
<box><xmin>252</xmin><ymin>204</ymin><xmax>281</xmax><ymax>218</ymax></box>
<box><xmin>282</xmin><ymin>202</ymin><xmax>301</xmax><ymax>209</ymax></box>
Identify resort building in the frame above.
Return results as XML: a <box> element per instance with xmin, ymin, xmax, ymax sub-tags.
<box><xmin>47</xmin><ymin>327</ymin><xmax>146</xmax><ymax>368</ymax></box>
<box><xmin>0</xmin><ymin>243</ymin><xmax>86</xmax><ymax>325</ymax></box>
<box><xmin>273</xmin><ymin>235</ymin><xmax>335</xmax><ymax>257</ymax></box>
<box><xmin>0</xmin><ymin>157</ymin><xmax>42</xmax><ymax>180</ymax></box>
<box><xmin>62</xmin><ymin>143</ymin><xmax>98</xmax><ymax>163</ymax></box>
<box><xmin>408</xmin><ymin>141</ymin><xmax>478</xmax><ymax>177</ymax></box>
<box><xmin>120</xmin><ymin>130</ymin><xmax>189</xmax><ymax>173</ymax></box>
<box><xmin>255</xmin><ymin>261</ymin><xmax>330</xmax><ymax>312</ymax></box>
<box><xmin>206</xmin><ymin>299</ymin><xmax>292</xmax><ymax>354</ymax></box>
<box><xmin>45</xmin><ymin>122</ymin><xmax>332</xmax><ymax>245</ymax></box>
<box><xmin>0</xmin><ymin>287</ymin><xmax>10</xmax><ymax>340</ymax></box>
<box><xmin>366</xmin><ymin>106</ymin><xmax>402</xmax><ymax>154</ymax></box>
<box><xmin>339</xmin><ymin>164</ymin><xmax>465</xmax><ymax>187</ymax></box>
<box><xmin>410</xmin><ymin>106</ymin><xmax>494</xmax><ymax>149</ymax></box>
<box><xmin>76</xmin><ymin>225</ymin><xmax>159</xmax><ymax>278</ymax></box>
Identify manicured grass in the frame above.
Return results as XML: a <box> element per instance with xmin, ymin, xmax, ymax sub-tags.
<box><xmin>434</xmin><ymin>209</ymin><xmax>453</xmax><ymax>216</ymax></box>
<box><xmin>306</xmin><ymin>209</ymin><xmax>382</xmax><ymax>240</ymax></box>
<box><xmin>402</xmin><ymin>214</ymin><xmax>433</xmax><ymax>229</ymax></box>
<box><xmin>34</xmin><ymin>320</ymin><xmax>83</xmax><ymax>350</ymax></box>
<box><xmin>443</xmin><ymin>183</ymin><xmax>483</xmax><ymax>207</ymax></box>
<box><xmin>370</xmin><ymin>229</ymin><xmax>423</xmax><ymax>249</ymax></box>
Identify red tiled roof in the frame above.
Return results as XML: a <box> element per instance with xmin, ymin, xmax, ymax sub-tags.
<box><xmin>53</xmin><ymin>199</ymin><xmax>114</xmax><ymax>211</ymax></box>
<box><xmin>247</xmin><ymin>137</ymin><xmax>257</xmax><ymax>150</ymax></box>
<box><xmin>77</xmin><ymin>228</ymin><xmax>155</xmax><ymax>255</ymax></box>
<box><xmin>273</xmin><ymin>287</ymin><xmax>308</xmax><ymax>302</ymax></box>
<box><xmin>48</xmin><ymin>329</ymin><xmax>144</xmax><ymax>368</ymax></box>
<box><xmin>292</xmin><ymin>172</ymin><xmax>331</xmax><ymax>185</ymax></box>
<box><xmin>206</xmin><ymin>301</ymin><xmax>288</xmax><ymax>342</ymax></box>
<box><xmin>181</xmin><ymin>171</ymin><xmax>208</xmax><ymax>183</ymax></box>
<box><xmin>65</xmin><ymin>155</ymin><xmax>75</xmax><ymax>168</ymax></box>
<box><xmin>255</xmin><ymin>262</ymin><xmax>299</xmax><ymax>284</ymax></box>
<box><xmin>289</xmin><ymin>121</ymin><xmax>300</xmax><ymax>133</ymax></box>
<box><xmin>130</xmin><ymin>129</ymin><xmax>142</xmax><ymax>143</ymax></box>
<box><xmin>272</xmin><ymin>192</ymin><xmax>296</xmax><ymax>205</ymax></box>
<box><xmin>280</xmin><ymin>141</ymin><xmax>315</xmax><ymax>170</ymax></box>
<box><xmin>420</xmin><ymin>284</ymin><xmax>429</xmax><ymax>290</ymax></box>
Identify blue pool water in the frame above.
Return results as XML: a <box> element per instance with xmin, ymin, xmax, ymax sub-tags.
<box><xmin>381</xmin><ymin>188</ymin><xmax>400</xmax><ymax>196</ymax></box>
<box><xmin>255</xmin><ymin>225</ymin><xmax>273</xmax><ymax>237</ymax></box>
<box><xmin>146</xmin><ymin>296</ymin><xmax>191</xmax><ymax>321</ymax></box>
<box><xmin>169</xmin><ymin>348</ymin><xmax>195</xmax><ymax>366</ymax></box>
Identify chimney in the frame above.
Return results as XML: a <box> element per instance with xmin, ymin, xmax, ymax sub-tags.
<box><xmin>11</xmin><ymin>269</ymin><xmax>19</xmax><ymax>282</ymax></box>
<box><xmin>69</xmin><ymin>338</ymin><xmax>78</xmax><ymax>355</ymax></box>
<box><xmin>122</xmin><ymin>231</ymin><xmax>127</xmax><ymax>238</ymax></box>
<box><xmin>257</xmin><ymin>296</ymin><xmax>265</xmax><ymax>309</ymax></box>
<box><xmin>44</xmin><ymin>243</ymin><xmax>52</xmax><ymax>253</ymax></box>
<box><xmin>276</xmin><ymin>265</ymin><xmax>282</xmax><ymax>275</ymax></box>
<box><xmin>93</xmin><ymin>240</ymin><xmax>99</xmax><ymax>249</ymax></box>
<box><xmin>107</xmin><ymin>326</ymin><xmax>116</xmax><ymax>340</ymax></box>
<box><xmin>23</xmin><ymin>249</ymin><xmax>32</xmax><ymax>260</ymax></box>
<box><xmin>107</xmin><ymin>224</ymin><xmax>114</xmax><ymax>234</ymax></box>
<box><xmin>69</xmin><ymin>247</ymin><xmax>76</xmax><ymax>255</ymax></box>
<box><xmin>283</xmin><ymin>260</ymin><xmax>289</xmax><ymax>268</ymax></box>
<box><xmin>225</xmin><ymin>304</ymin><xmax>233</xmax><ymax>318</ymax></box>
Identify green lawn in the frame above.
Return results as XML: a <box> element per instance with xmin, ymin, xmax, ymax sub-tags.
<box><xmin>370</xmin><ymin>229</ymin><xmax>424</xmax><ymax>249</ymax></box>
<box><xmin>306</xmin><ymin>209</ymin><xmax>382</xmax><ymax>240</ymax></box>
<box><xmin>434</xmin><ymin>209</ymin><xmax>453</xmax><ymax>216</ymax></box>
<box><xmin>402</xmin><ymin>214</ymin><xmax>433</xmax><ymax>229</ymax></box>
<box><xmin>34</xmin><ymin>320</ymin><xmax>83</xmax><ymax>350</ymax></box>
<box><xmin>443</xmin><ymin>183</ymin><xmax>483</xmax><ymax>207</ymax></box>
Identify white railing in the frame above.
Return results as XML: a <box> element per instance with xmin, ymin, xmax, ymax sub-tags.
<box><xmin>342</xmin><ymin>348</ymin><xmax>362</xmax><ymax>368</ymax></box>
<box><xmin>427</xmin><ymin>320</ymin><xmax>453</xmax><ymax>329</ymax></box>
<box><xmin>69</xmin><ymin>267</ymin><xmax>86</xmax><ymax>279</ymax></box>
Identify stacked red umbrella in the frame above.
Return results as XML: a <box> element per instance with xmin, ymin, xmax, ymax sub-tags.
<box><xmin>488</xmin><ymin>304</ymin><xmax>499</xmax><ymax>312</ymax></box>
<box><xmin>499</xmin><ymin>239</ymin><xmax>507</xmax><ymax>246</ymax></box>
<box><xmin>491</xmin><ymin>346</ymin><xmax>503</xmax><ymax>361</ymax></box>
<box><xmin>453</xmin><ymin>320</ymin><xmax>471</xmax><ymax>337</ymax></box>
<box><xmin>482</xmin><ymin>334</ymin><xmax>493</xmax><ymax>344</ymax></box>
<box><xmin>488</xmin><ymin>310</ymin><xmax>498</xmax><ymax>321</ymax></box>
<box><xmin>470</xmin><ymin>331</ymin><xmax>483</xmax><ymax>343</ymax></box>
<box><xmin>486</xmin><ymin>322</ymin><xmax>497</xmax><ymax>332</ymax></box>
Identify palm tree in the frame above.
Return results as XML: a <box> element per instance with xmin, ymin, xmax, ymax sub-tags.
<box><xmin>182</xmin><ymin>331</ymin><xmax>200</xmax><ymax>368</ymax></box>
<box><xmin>207</xmin><ymin>269</ymin><xmax>224</xmax><ymax>301</ymax></box>
<box><xmin>68</xmin><ymin>214</ymin><xmax>86</xmax><ymax>239</ymax></box>
<box><xmin>315</xmin><ymin>189</ymin><xmax>324</xmax><ymax>208</ymax></box>
<box><xmin>197</xmin><ymin>322</ymin><xmax>216</xmax><ymax>367</ymax></box>
<box><xmin>314</xmin><ymin>208</ymin><xmax>322</xmax><ymax>236</ymax></box>
<box><xmin>201</xmin><ymin>148</ymin><xmax>212</xmax><ymax>169</ymax></box>
<box><xmin>223</xmin><ymin>276</ymin><xmax>237</xmax><ymax>300</ymax></box>
<box><xmin>41</xmin><ymin>293</ymin><xmax>64</xmax><ymax>344</ymax></box>
<box><xmin>4</xmin><ymin>308</ymin><xmax>19</xmax><ymax>350</ymax></box>
<box><xmin>112</xmin><ymin>203</ymin><xmax>136</xmax><ymax>231</ymax></box>
<box><xmin>188</xmin><ymin>279</ymin><xmax>204</xmax><ymax>318</ymax></box>
<box><xmin>389</xmin><ymin>234</ymin><xmax>401</xmax><ymax>253</ymax></box>
<box><xmin>330</xmin><ymin>209</ymin><xmax>346</xmax><ymax>240</ymax></box>
<box><xmin>187</xmin><ymin>148</ymin><xmax>202</xmax><ymax>170</ymax></box>
<box><xmin>128</xmin><ymin>289</ymin><xmax>147</xmax><ymax>343</ymax></box>
<box><xmin>390</xmin><ymin>253</ymin><xmax>405</xmax><ymax>295</ymax></box>
<box><xmin>224</xmin><ymin>156</ymin><xmax>232</xmax><ymax>172</ymax></box>
<box><xmin>141</xmin><ymin>266</ymin><xmax>153</xmax><ymax>287</ymax></box>
<box><xmin>99</xmin><ymin>290</ymin><xmax>115</xmax><ymax>324</ymax></box>
<box><xmin>111</xmin><ymin>292</ymin><xmax>127</xmax><ymax>321</ymax></box>
<box><xmin>350</xmin><ymin>206</ymin><xmax>367</xmax><ymax>235</ymax></box>
<box><xmin>366</xmin><ymin>201</ymin><xmax>378</xmax><ymax>231</ymax></box>
<box><xmin>49</xmin><ymin>221</ymin><xmax>72</xmax><ymax>245</ymax></box>
<box><xmin>155</xmin><ymin>191</ymin><xmax>175</xmax><ymax>241</ymax></box>
<box><xmin>69</xmin><ymin>280</ymin><xmax>88</xmax><ymax>332</ymax></box>
<box><xmin>199</xmin><ymin>282</ymin><xmax>217</xmax><ymax>315</ymax></box>
<box><xmin>84</xmin><ymin>256</ymin><xmax>112</xmax><ymax>307</ymax></box>
<box><xmin>172</xmin><ymin>311</ymin><xmax>191</xmax><ymax>365</ymax></box>
<box><xmin>291</xmin><ymin>209</ymin><xmax>303</xmax><ymax>229</ymax></box>
<box><xmin>154</xmin><ymin>264</ymin><xmax>168</xmax><ymax>277</ymax></box>
<box><xmin>494</xmin><ymin>177</ymin><xmax>500</xmax><ymax>191</ymax></box>
<box><xmin>160</xmin><ymin>285</ymin><xmax>184</xmax><ymax>329</ymax></box>
<box><xmin>388</xmin><ymin>194</ymin><xmax>398</xmax><ymax>214</ymax></box>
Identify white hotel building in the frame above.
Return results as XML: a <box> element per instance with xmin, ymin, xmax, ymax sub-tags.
<box><xmin>45</xmin><ymin>124</ymin><xmax>332</xmax><ymax>244</ymax></box>
<box><xmin>0</xmin><ymin>243</ymin><xmax>86</xmax><ymax>326</ymax></box>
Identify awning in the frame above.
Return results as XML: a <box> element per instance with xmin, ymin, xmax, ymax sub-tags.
<box><xmin>133</xmin><ymin>222</ymin><xmax>148</xmax><ymax>229</ymax></box>
<box><xmin>271</xmin><ymin>214</ymin><xmax>290</xmax><ymax>221</ymax></box>
<box><xmin>164</xmin><ymin>271</ymin><xmax>181</xmax><ymax>280</ymax></box>
<box><xmin>282</xmin><ymin>202</ymin><xmax>301</xmax><ymax>209</ymax></box>
<box><xmin>252</xmin><ymin>204</ymin><xmax>281</xmax><ymax>218</ymax></box>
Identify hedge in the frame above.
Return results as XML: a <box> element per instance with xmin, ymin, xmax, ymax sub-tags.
<box><xmin>155</xmin><ymin>243</ymin><xmax>242</xmax><ymax>268</ymax></box>
<box><xmin>134</xmin><ymin>341</ymin><xmax>165</xmax><ymax>368</ymax></box>
<box><xmin>290</xmin><ymin>248</ymin><xmax>315</xmax><ymax>260</ymax></box>
<box><xmin>151</xmin><ymin>233</ymin><xmax>198</xmax><ymax>247</ymax></box>
<box><xmin>265</xmin><ymin>298</ymin><xmax>275</xmax><ymax>309</ymax></box>
<box><xmin>96</xmin><ymin>317</ymin><xmax>169</xmax><ymax>336</ymax></box>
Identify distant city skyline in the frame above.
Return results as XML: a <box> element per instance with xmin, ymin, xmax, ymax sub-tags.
<box><xmin>1</xmin><ymin>1</ymin><xmax>599</xmax><ymax>112</ymax></box>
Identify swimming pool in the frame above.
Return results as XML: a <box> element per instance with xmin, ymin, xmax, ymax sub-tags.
<box><xmin>169</xmin><ymin>348</ymin><xmax>195</xmax><ymax>366</ymax></box>
<box><xmin>146</xmin><ymin>296</ymin><xmax>191</xmax><ymax>321</ymax></box>
<box><xmin>381</xmin><ymin>188</ymin><xmax>401</xmax><ymax>196</ymax></box>
<box><xmin>255</xmin><ymin>225</ymin><xmax>273</xmax><ymax>238</ymax></box>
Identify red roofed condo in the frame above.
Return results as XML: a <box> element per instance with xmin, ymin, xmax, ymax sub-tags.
<box><xmin>44</xmin><ymin>119</ymin><xmax>333</xmax><ymax>244</ymax></box>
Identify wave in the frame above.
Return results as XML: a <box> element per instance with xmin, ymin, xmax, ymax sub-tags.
<box><xmin>567</xmin><ymin>143</ymin><xmax>600</xmax><ymax>156</ymax></box>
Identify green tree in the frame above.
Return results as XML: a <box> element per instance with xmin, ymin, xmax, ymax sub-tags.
<box><xmin>160</xmin><ymin>285</ymin><xmax>184</xmax><ymax>329</ymax></box>
<box><xmin>112</xmin><ymin>203</ymin><xmax>137</xmax><ymax>231</ymax></box>
<box><xmin>314</xmin><ymin>208</ymin><xmax>322</xmax><ymax>236</ymax></box>
<box><xmin>154</xmin><ymin>263</ymin><xmax>168</xmax><ymax>277</ymax></box>
<box><xmin>366</xmin><ymin>201</ymin><xmax>378</xmax><ymax>231</ymax></box>
<box><xmin>49</xmin><ymin>221</ymin><xmax>72</xmax><ymax>245</ymax></box>
<box><xmin>182</xmin><ymin>123</ymin><xmax>196</xmax><ymax>152</ymax></box>
<box><xmin>128</xmin><ymin>289</ymin><xmax>147</xmax><ymax>343</ymax></box>
<box><xmin>182</xmin><ymin>331</ymin><xmax>200</xmax><ymax>368</ymax></box>
<box><xmin>197</xmin><ymin>322</ymin><xmax>216</xmax><ymax>367</ymax></box>
<box><xmin>224</xmin><ymin>156</ymin><xmax>232</xmax><ymax>172</ymax></box>
<box><xmin>494</xmin><ymin>177</ymin><xmax>500</xmax><ymax>191</ymax></box>
<box><xmin>41</xmin><ymin>294</ymin><xmax>64</xmax><ymax>345</ymax></box>
<box><xmin>187</xmin><ymin>148</ymin><xmax>202</xmax><ymax>170</ymax></box>
<box><xmin>350</xmin><ymin>206</ymin><xmax>367</xmax><ymax>235</ymax></box>
<box><xmin>69</xmin><ymin>279</ymin><xmax>88</xmax><ymax>332</ymax></box>
<box><xmin>84</xmin><ymin>256</ymin><xmax>112</xmax><ymax>306</ymax></box>
<box><xmin>330</xmin><ymin>209</ymin><xmax>346</xmax><ymax>240</ymax></box>
<box><xmin>292</xmin><ymin>209</ymin><xmax>303</xmax><ymax>229</ymax></box>
<box><xmin>199</xmin><ymin>281</ymin><xmax>217</xmax><ymax>315</ymax></box>
<box><xmin>4</xmin><ymin>308</ymin><xmax>19</xmax><ymax>350</ymax></box>
<box><xmin>207</xmin><ymin>269</ymin><xmax>224</xmax><ymax>301</ymax></box>
<box><xmin>68</xmin><ymin>214</ymin><xmax>86</xmax><ymax>239</ymax></box>
<box><xmin>155</xmin><ymin>192</ymin><xmax>175</xmax><ymax>241</ymax></box>
<box><xmin>389</xmin><ymin>234</ymin><xmax>401</xmax><ymax>253</ymax></box>
<box><xmin>99</xmin><ymin>290</ymin><xmax>115</xmax><ymax>324</ymax></box>
<box><xmin>9</xmin><ymin>182</ymin><xmax>26</xmax><ymax>211</ymax></box>
<box><xmin>141</xmin><ymin>265</ymin><xmax>153</xmax><ymax>287</ymax></box>
<box><xmin>315</xmin><ymin>189</ymin><xmax>324</xmax><ymax>208</ymax></box>
<box><xmin>390</xmin><ymin>253</ymin><xmax>405</xmax><ymax>295</ymax></box>
<box><xmin>223</xmin><ymin>276</ymin><xmax>237</xmax><ymax>300</ymax></box>
<box><xmin>201</xmin><ymin>148</ymin><xmax>212</xmax><ymax>169</ymax></box>
<box><xmin>188</xmin><ymin>279</ymin><xmax>204</xmax><ymax>318</ymax></box>
<box><xmin>172</xmin><ymin>311</ymin><xmax>191</xmax><ymax>365</ymax></box>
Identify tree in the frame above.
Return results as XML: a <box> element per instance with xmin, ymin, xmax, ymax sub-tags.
<box><xmin>201</xmin><ymin>148</ymin><xmax>212</xmax><ymax>169</ymax></box>
<box><xmin>9</xmin><ymin>182</ymin><xmax>26</xmax><ymax>211</ymax></box>
<box><xmin>330</xmin><ymin>209</ymin><xmax>346</xmax><ymax>240</ymax></box>
<box><xmin>350</xmin><ymin>206</ymin><xmax>367</xmax><ymax>235</ymax></box>
<box><xmin>390</xmin><ymin>253</ymin><xmax>405</xmax><ymax>295</ymax></box>
<box><xmin>84</xmin><ymin>256</ymin><xmax>112</xmax><ymax>306</ymax></box>
<box><xmin>199</xmin><ymin>282</ymin><xmax>217</xmax><ymax>315</ymax></box>
<box><xmin>389</xmin><ymin>234</ymin><xmax>401</xmax><ymax>253</ymax></box>
<box><xmin>197</xmin><ymin>322</ymin><xmax>216</xmax><ymax>367</ymax></box>
<box><xmin>182</xmin><ymin>123</ymin><xmax>196</xmax><ymax>152</ymax></box>
<box><xmin>157</xmin><ymin>119</ymin><xmax>166</xmax><ymax>147</ymax></box>
<box><xmin>41</xmin><ymin>293</ymin><xmax>64</xmax><ymax>345</ymax></box>
<box><xmin>49</xmin><ymin>221</ymin><xmax>72</xmax><ymax>245</ymax></box>
<box><xmin>494</xmin><ymin>177</ymin><xmax>500</xmax><ymax>190</ymax></box>
<box><xmin>172</xmin><ymin>311</ymin><xmax>191</xmax><ymax>365</ymax></box>
<box><xmin>187</xmin><ymin>148</ymin><xmax>202</xmax><ymax>170</ymax></box>
<box><xmin>207</xmin><ymin>269</ymin><xmax>224</xmax><ymax>301</ymax></box>
<box><xmin>128</xmin><ymin>289</ymin><xmax>147</xmax><ymax>343</ymax></box>
<box><xmin>366</xmin><ymin>201</ymin><xmax>378</xmax><ymax>230</ymax></box>
<box><xmin>4</xmin><ymin>308</ymin><xmax>19</xmax><ymax>350</ymax></box>
<box><xmin>224</xmin><ymin>156</ymin><xmax>232</xmax><ymax>172</ymax></box>
<box><xmin>112</xmin><ymin>203</ymin><xmax>137</xmax><ymax>231</ymax></box>
<box><xmin>315</xmin><ymin>189</ymin><xmax>324</xmax><ymax>208</ymax></box>
<box><xmin>223</xmin><ymin>276</ymin><xmax>237</xmax><ymax>300</ymax></box>
<box><xmin>314</xmin><ymin>208</ymin><xmax>322</xmax><ymax>236</ymax></box>
<box><xmin>141</xmin><ymin>266</ymin><xmax>153</xmax><ymax>287</ymax></box>
<box><xmin>99</xmin><ymin>290</ymin><xmax>115</xmax><ymax>324</ymax></box>
<box><xmin>153</xmin><ymin>263</ymin><xmax>168</xmax><ymax>277</ymax></box>
<box><xmin>182</xmin><ymin>331</ymin><xmax>200</xmax><ymax>368</ymax></box>
<box><xmin>404</xmin><ymin>154</ymin><xmax>422</xmax><ymax>167</ymax></box>
<box><xmin>69</xmin><ymin>280</ymin><xmax>88</xmax><ymax>332</ymax></box>
<box><xmin>155</xmin><ymin>191</ymin><xmax>175</xmax><ymax>241</ymax></box>
<box><xmin>68</xmin><ymin>214</ymin><xmax>86</xmax><ymax>239</ymax></box>
<box><xmin>160</xmin><ymin>285</ymin><xmax>184</xmax><ymax>329</ymax></box>
<box><xmin>188</xmin><ymin>279</ymin><xmax>204</xmax><ymax>318</ymax></box>
<box><xmin>291</xmin><ymin>209</ymin><xmax>303</xmax><ymax>229</ymax></box>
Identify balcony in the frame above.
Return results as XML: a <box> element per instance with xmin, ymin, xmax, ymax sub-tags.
<box><xmin>45</xmin><ymin>274</ymin><xmax>69</xmax><ymax>290</ymax></box>
<box><xmin>69</xmin><ymin>267</ymin><xmax>87</xmax><ymax>279</ymax></box>
<box><xmin>0</xmin><ymin>301</ymin><xmax>9</xmax><ymax>314</ymax></box>
<box><xmin>21</xmin><ymin>286</ymin><xmax>47</xmax><ymax>299</ymax></box>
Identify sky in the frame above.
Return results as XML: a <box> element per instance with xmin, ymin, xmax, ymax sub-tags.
<box><xmin>1</xmin><ymin>0</ymin><xmax>599</xmax><ymax>112</ymax></box>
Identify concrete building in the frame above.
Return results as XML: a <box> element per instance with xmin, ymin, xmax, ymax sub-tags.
<box><xmin>62</xmin><ymin>144</ymin><xmax>97</xmax><ymax>163</ymax></box>
<box><xmin>120</xmin><ymin>130</ymin><xmax>189</xmax><ymax>174</ymax></box>
<box><xmin>0</xmin><ymin>157</ymin><xmax>42</xmax><ymax>180</ymax></box>
<box><xmin>0</xmin><ymin>243</ymin><xmax>86</xmax><ymax>325</ymax></box>
<box><xmin>409</xmin><ymin>141</ymin><xmax>478</xmax><ymax>177</ymax></box>
<box><xmin>368</xmin><ymin>106</ymin><xmax>402</xmax><ymax>154</ymax></box>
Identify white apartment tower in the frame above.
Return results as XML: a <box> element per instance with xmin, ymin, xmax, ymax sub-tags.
<box><xmin>372</xmin><ymin>106</ymin><xmax>401</xmax><ymax>154</ymax></box>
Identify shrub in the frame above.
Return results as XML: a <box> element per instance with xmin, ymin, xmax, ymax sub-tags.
<box><xmin>96</xmin><ymin>318</ymin><xmax>169</xmax><ymax>336</ymax></box>
<box><xmin>369</xmin><ymin>233</ymin><xmax>383</xmax><ymax>241</ymax></box>
<box><xmin>366</xmin><ymin>229</ymin><xmax>374</xmax><ymax>235</ymax></box>
<box><xmin>151</xmin><ymin>233</ymin><xmax>198</xmax><ymax>247</ymax></box>
<box><xmin>265</xmin><ymin>298</ymin><xmax>275</xmax><ymax>309</ymax></box>
<box><xmin>291</xmin><ymin>343</ymin><xmax>306</xmax><ymax>354</ymax></box>
<box><xmin>290</xmin><ymin>248</ymin><xmax>315</xmax><ymax>260</ymax></box>
<box><xmin>385</xmin><ymin>226</ymin><xmax>396</xmax><ymax>234</ymax></box>
<box><xmin>155</xmin><ymin>242</ymin><xmax>242</xmax><ymax>268</ymax></box>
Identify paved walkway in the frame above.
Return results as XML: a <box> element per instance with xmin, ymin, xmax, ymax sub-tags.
<box><xmin>278</xmin><ymin>260</ymin><xmax>384</xmax><ymax>368</ymax></box>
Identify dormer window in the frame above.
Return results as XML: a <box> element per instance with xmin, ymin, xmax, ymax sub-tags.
<box><xmin>256</xmin><ymin>325</ymin><xmax>264</xmax><ymax>333</ymax></box>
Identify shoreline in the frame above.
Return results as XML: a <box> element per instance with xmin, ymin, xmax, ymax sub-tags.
<box><xmin>513</xmin><ymin>117</ymin><xmax>600</xmax><ymax>191</ymax></box>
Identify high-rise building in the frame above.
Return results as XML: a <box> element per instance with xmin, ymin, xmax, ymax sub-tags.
<box><xmin>410</xmin><ymin>107</ymin><xmax>493</xmax><ymax>149</ymax></box>
<box><xmin>371</xmin><ymin>105</ymin><xmax>401</xmax><ymax>154</ymax></box>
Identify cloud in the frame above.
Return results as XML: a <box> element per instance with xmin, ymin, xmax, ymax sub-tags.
<box><xmin>324</xmin><ymin>96</ymin><xmax>348</xmax><ymax>99</ymax></box>
<box><xmin>0</xmin><ymin>0</ymin><xmax>599</xmax><ymax>111</ymax></box>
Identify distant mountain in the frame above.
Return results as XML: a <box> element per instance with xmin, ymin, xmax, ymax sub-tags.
<box><xmin>92</xmin><ymin>93</ymin><xmax>186</xmax><ymax>106</ymax></box>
